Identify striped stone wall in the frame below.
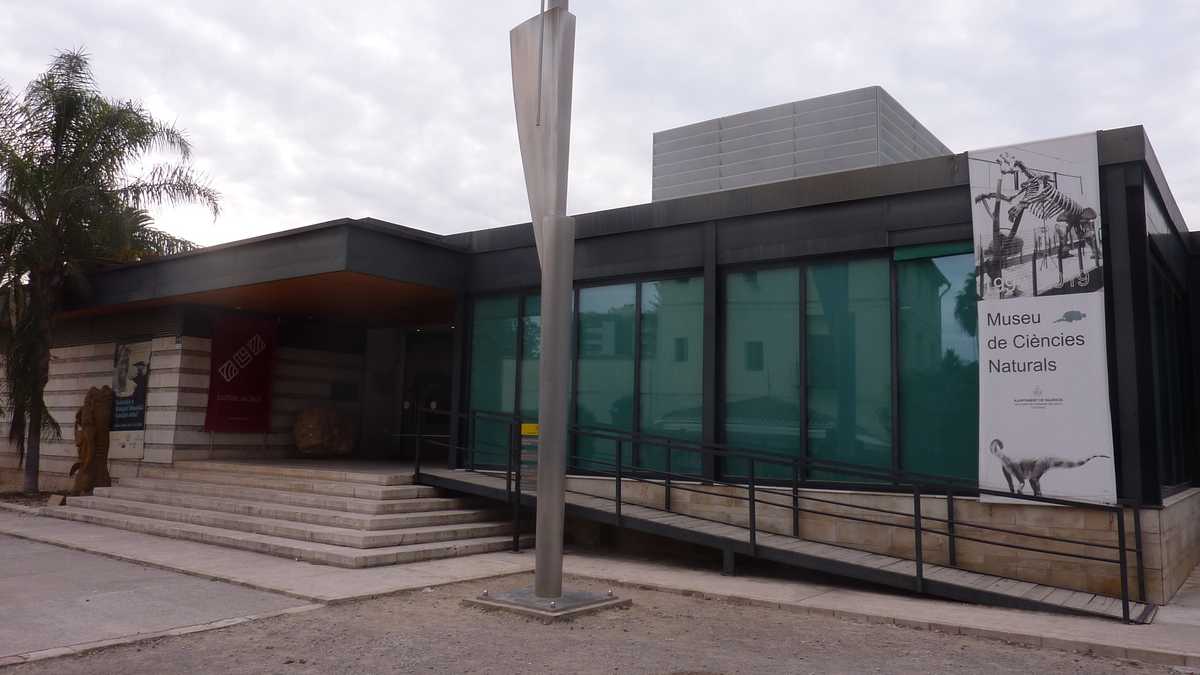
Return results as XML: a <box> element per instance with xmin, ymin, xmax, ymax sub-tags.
<box><xmin>0</xmin><ymin>336</ymin><xmax>364</xmax><ymax>490</ymax></box>
<box><xmin>162</xmin><ymin>337</ymin><xmax>364</xmax><ymax>463</ymax></box>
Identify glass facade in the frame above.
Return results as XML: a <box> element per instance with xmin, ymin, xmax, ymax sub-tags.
<box><xmin>519</xmin><ymin>294</ymin><xmax>541</xmax><ymax>420</ymax></box>
<box><xmin>572</xmin><ymin>278</ymin><xmax>705</xmax><ymax>476</ymax></box>
<box><xmin>467</xmin><ymin>295</ymin><xmax>519</xmax><ymax>465</ymax></box>
<box><xmin>638</xmin><ymin>278</ymin><xmax>704</xmax><ymax>477</ymax></box>
<box><xmin>723</xmin><ymin>267</ymin><xmax>801</xmax><ymax>479</ymax></box>
<box><xmin>1149</xmin><ymin>264</ymin><xmax>1193</xmax><ymax>489</ymax></box>
<box><xmin>466</xmin><ymin>244</ymin><xmax>984</xmax><ymax>487</ymax></box>
<box><xmin>1146</xmin><ymin>188</ymin><xmax>1195</xmax><ymax>492</ymax></box>
<box><xmin>574</xmin><ymin>284</ymin><xmax>637</xmax><ymax>472</ymax></box>
<box><xmin>897</xmin><ymin>251</ymin><xmax>979</xmax><ymax>482</ymax></box>
<box><xmin>806</xmin><ymin>259</ymin><xmax>892</xmax><ymax>481</ymax></box>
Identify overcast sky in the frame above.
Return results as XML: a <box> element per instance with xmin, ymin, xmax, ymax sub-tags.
<box><xmin>1</xmin><ymin>1</ymin><xmax>1197</xmax><ymax>245</ymax></box>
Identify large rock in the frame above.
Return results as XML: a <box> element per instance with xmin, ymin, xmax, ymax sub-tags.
<box><xmin>70</xmin><ymin>385</ymin><xmax>114</xmax><ymax>494</ymax></box>
<box><xmin>293</xmin><ymin>407</ymin><xmax>355</xmax><ymax>457</ymax></box>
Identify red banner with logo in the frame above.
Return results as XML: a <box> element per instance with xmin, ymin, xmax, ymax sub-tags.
<box><xmin>204</xmin><ymin>315</ymin><xmax>277</xmax><ymax>433</ymax></box>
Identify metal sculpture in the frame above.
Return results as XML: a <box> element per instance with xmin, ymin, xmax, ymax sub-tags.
<box><xmin>511</xmin><ymin>0</ymin><xmax>575</xmax><ymax>599</ymax></box>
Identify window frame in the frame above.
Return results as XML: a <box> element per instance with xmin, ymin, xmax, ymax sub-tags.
<box><xmin>463</xmin><ymin>288</ymin><xmax>541</xmax><ymax>468</ymax></box>
<box><xmin>716</xmin><ymin>250</ymin><xmax>904</xmax><ymax>489</ymax></box>
<box><xmin>570</xmin><ymin>270</ymin><xmax>705</xmax><ymax>478</ymax></box>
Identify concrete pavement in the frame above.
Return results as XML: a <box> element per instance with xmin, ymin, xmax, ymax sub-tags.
<box><xmin>0</xmin><ymin>509</ymin><xmax>535</xmax><ymax>603</ymax></box>
<box><xmin>1</xmin><ymin>507</ymin><xmax>1199</xmax><ymax>668</ymax></box>
<box><xmin>0</xmin><ymin>534</ymin><xmax>312</xmax><ymax>662</ymax></box>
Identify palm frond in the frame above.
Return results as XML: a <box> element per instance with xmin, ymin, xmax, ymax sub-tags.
<box><xmin>118</xmin><ymin>163</ymin><xmax>220</xmax><ymax>218</ymax></box>
<box><xmin>0</xmin><ymin>50</ymin><xmax>217</xmax><ymax>478</ymax></box>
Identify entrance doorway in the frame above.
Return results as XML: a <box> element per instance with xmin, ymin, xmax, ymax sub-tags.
<box><xmin>398</xmin><ymin>327</ymin><xmax>453</xmax><ymax>461</ymax></box>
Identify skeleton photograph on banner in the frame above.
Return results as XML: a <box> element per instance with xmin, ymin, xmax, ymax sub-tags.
<box><xmin>970</xmin><ymin>142</ymin><xmax>1104</xmax><ymax>301</ymax></box>
<box><xmin>969</xmin><ymin>133</ymin><xmax>1116</xmax><ymax>505</ymax></box>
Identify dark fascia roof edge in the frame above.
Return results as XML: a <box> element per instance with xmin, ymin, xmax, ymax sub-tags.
<box><xmin>447</xmin><ymin>152</ymin><xmax>970</xmax><ymax>254</ymax></box>
<box><xmin>94</xmin><ymin>216</ymin><xmax>469</xmax><ymax>275</ymax></box>
<box><xmin>99</xmin><ymin>124</ymin><xmax>1183</xmax><ymax>268</ymax></box>
<box><xmin>449</xmin><ymin>125</ymin><xmax>1183</xmax><ymax>255</ymax></box>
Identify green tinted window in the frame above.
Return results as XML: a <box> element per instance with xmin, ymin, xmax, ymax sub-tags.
<box><xmin>723</xmin><ymin>268</ymin><xmax>802</xmax><ymax>479</ymax></box>
<box><xmin>573</xmin><ymin>284</ymin><xmax>636</xmax><ymax>472</ymax></box>
<box><xmin>639</xmin><ymin>278</ymin><xmax>704</xmax><ymax>477</ymax></box>
<box><xmin>897</xmin><ymin>253</ymin><xmax>978</xmax><ymax>481</ymax></box>
<box><xmin>806</xmin><ymin>259</ymin><xmax>892</xmax><ymax>481</ymax></box>
<box><xmin>469</xmin><ymin>295</ymin><xmax>519</xmax><ymax>465</ymax></box>
<box><xmin>519</xmin><ymin>294</ymin><xmax>541</xmax><ymax>420</ymax></box>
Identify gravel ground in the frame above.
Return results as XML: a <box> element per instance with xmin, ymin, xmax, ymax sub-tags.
<box><xmin>7</xmin><ymin>573</ymin><xmax>1170</xmax><ymax>675</ymax></box>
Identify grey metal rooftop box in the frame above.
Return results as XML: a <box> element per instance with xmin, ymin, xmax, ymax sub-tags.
<box><xmin>652</xmin><ymin>86</ymin><xmax>951</xmax><ymax>201</ymax></box>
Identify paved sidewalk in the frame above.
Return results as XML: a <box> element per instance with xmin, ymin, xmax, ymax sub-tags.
<box><xmin>566</xmin><ymin>555</ymin><xmax>1200</xmax><ymax>667</ymax></box>
<box><xmin>2</xmin><ymin>508</ymin><xmax>1199</xmax><ymax>667</ymax></box>
<box><xmin>0</xmin><ymin>534</ymin><xmax>311</xmax><ymax>662</ymax></box>
<box><xmin>0</xmin><ymin>509</ymin><xmax>535</xmax><ymax>603</ymax></box>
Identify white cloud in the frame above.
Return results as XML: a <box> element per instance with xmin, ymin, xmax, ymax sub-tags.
<box><xmin>1</xmin><ymin>0</ymin><xmax>1198</xmax><ymax>245</ymax></box>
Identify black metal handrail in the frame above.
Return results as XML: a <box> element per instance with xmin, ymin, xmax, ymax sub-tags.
<box><xmin>414</xmin><ymin>407</ymin><xmax>1148</xmax><ymax>623</ymax></box>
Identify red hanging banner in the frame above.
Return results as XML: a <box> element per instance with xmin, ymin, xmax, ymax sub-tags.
<box><xmin>204</xmin><ymin>315</ymin><xmax>277</xmax><ymax>433</ymax></box>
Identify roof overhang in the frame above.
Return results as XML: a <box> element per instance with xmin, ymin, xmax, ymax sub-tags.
<box><xmin>65</xmin><ymin>218</ymin><xmax>468</xmax><ymax>320</ymax></box>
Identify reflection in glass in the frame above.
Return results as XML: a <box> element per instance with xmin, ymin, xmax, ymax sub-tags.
<box><xmin>573</xmin><ymin>284</ymin><xmax>636</xmax><ymax>472</ymax></box>
<box><xmin>898</xmin><ymin>253</ymin><xmax>979</xmax><ymax>481</ymax></box>
<box><xmin>468</xmin><ymin>295</ymin><xmax>518</xmax><ymax>465</ymax></box>
<box><xmin>639</xmin><ymin>278</ymin><xmax>704</xmax><ymax>477</ymax></box>
<box><xmin>807</xmin><ymin>259</ymin><xmax>892</xmax><ymax>481</ymax></box>
<box><xmin>723</xmin><ymin>268</ymin><xmax>801</xmax><ymax>479</ymax></box>
<box><xmin>519</xmin><ymin>294</ymin><xmax>541</xmax><ymax>420</ymax></box>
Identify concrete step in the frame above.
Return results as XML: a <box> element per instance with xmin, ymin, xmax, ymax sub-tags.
<box><xmin>94</xmin><ymin>486</ymin><xmax>500</xmax><ymax>531</ymax></box>
<box><xmin>173</xmin><ymin>460</ymin><xmax>414</xmax><ymax>486</ymax></box>
<box><xmin>138</xmin><ymin>466</ymin><xmax>437</xmax><ymax>500</ymax></box>
<box><xmin>47</xmin><ymin>506</ymin><xmax>532</xmax><ymax>568</ymax></box>
<box><xmin>67</xmin><ymin>496</ymin><xmax>515</xmax><ymax>549</ymax></box>
<box><xmin>115</xmin><ymin>477</ymin><xmax>464</xmax><ymax>515</ymax></box>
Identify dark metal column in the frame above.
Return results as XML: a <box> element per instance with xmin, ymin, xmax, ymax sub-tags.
<box><xmin>448</xmin><ymin>292</ymin><xmax>469</xmax><ymax>470</ymax></box>
<box><xmin>1101</xmin><ymin>163</ymin><xmax>1157</xmax><ymax>505</ymax></box>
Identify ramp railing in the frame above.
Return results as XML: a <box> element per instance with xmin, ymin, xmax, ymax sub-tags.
<box><xmin>414</xmin><ymin>408</ymin><xmax>1150</xmax><ymax>623</ymax></box>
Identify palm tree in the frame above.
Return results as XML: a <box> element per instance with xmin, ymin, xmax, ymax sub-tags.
<box><xmin>0</xmin><ymin>50</ymin><xmax>219</xmax><ymax>493</ymax></box>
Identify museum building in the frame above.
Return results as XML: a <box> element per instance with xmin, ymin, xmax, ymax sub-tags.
<box><xmin>1</xmin><ymin>89</ymin><xmax>1196</xmax><ymax>614</ymax></box>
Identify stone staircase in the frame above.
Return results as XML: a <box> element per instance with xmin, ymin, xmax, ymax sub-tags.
<box><xmin>47</xmin><ymin>461</ymin><xmax>531</xmax><ymax>568</ymax></box>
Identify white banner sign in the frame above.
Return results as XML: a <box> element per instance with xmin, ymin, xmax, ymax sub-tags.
<box><xmin>969</xmin><ymin>133</ymin><xmax>1116</xmax><ymax>504</ymax></box>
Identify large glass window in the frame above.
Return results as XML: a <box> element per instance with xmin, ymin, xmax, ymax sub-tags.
<box><xmin>639</xmin><ymin>278</ymin><xmax>704</xmax><ymax>477</ymax></box>
<box><xmin>806</xmin><ymin>258</ymin><xmax>892</xmax><ymax>481</ymax></box>
<box><xmin>573</xmin><ymin>278</ymin><xmax>704</xmax><ymax>476</ymax></box>
<box><xmin>897</xmin><ymin>250</ymin><xmax>979</xmax><ymax>481</ymax></box>
<box><xmin>468</xmin><ymin>295</ymin><xmax>519</xmax><ymax>465</ymax></box>
<box><xmin>519</xmin><ymin>294</ymin><xmax>541</xmax><ymax>421</ymax></box>
<box><xmin>1149</xmin><ymin>264</ymin><xmax>1193</xmax><ymax>490</ymax></box>
<box><xmin>723</xmin><ymin>268</ymin><xmax>801</xmax><ymax>479</ymax></box>
<box><xmin>573</xmin><ymin>284</ymin><xmax>637</xmax><ymax>472</ymax></box>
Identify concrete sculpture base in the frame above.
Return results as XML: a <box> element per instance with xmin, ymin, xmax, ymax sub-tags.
<box><xmin>464</xmin><ymin>586</ymin><xmax>630</xmax><ymax>623</ymax></box>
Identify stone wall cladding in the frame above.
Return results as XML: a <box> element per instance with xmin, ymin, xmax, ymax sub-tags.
<box><xmin>1158</xmin><ymin>487</ymin><xmax>1200</xmax><ymax>601</ymax></box>
<box><xmin>1</xmin><ymin>343</ymin><xmax>116</xmax><ymax>490</ymax></box>
<box><xmin>1</xmin><ymin>337</ymin><xmax>363</xmax><ymax>490</ymax></box>
<box><xmin>137</xmin><ymin>337</ymin><xmax>362</xmax><ymax>463</ymax></box>
<box><xmin>562</xmin><ymin>476</ymin><xmax>1189</xmax><ymax>604</ymax></box>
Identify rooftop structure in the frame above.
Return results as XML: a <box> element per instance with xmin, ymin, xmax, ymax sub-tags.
<box><xmin>652</xmin><ymin>86</ymin><xmax>951</xmax><ymax>200</ymax></box>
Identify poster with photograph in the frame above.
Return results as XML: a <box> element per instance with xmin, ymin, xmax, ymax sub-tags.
<box><xmin>109</xmin><ymin>340</ymin><xmax>151</xmax><ymax>459</ymax></box>
<box><xmin>969</xmin><ymin>133</ymin><xmax>1116</xmax><ymax>504</ymax></box>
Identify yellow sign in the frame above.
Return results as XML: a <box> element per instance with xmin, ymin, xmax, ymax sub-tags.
<box><xmin>521</xmin><ymin>423</ymin><xmax>539</xmax><ymax>437</ymax></box>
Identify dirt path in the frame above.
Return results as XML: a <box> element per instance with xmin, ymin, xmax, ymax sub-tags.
<box><xmin>7</xmin><ymin>573</ymin><xmax>1167</xmax><ymax>674</ymax></box>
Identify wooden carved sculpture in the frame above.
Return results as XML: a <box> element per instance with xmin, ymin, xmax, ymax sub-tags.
<box><xmin>70</xmin><ymin>385</ymin><xmax>114</xmax><ymax>494</ymax></box>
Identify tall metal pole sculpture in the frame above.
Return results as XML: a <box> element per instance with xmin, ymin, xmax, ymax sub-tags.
<box><xmin>512</xmin><ymin>0</ymin><xmax>574</xmax><ymax>600</ymax></box>
<box><xmin>466</xmin><ymin>1</ymin><xmax>628</xmax><ymax>618</ymax></box>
